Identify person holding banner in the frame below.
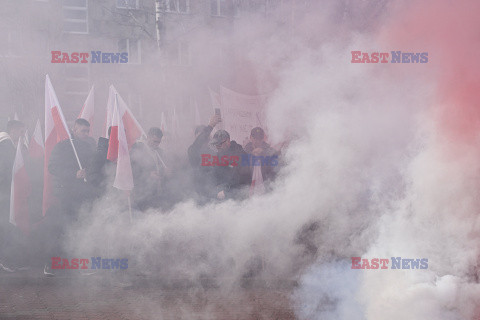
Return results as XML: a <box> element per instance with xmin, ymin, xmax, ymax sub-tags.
<box><xmin>244</xmin><ymin>127</ymin><xmax>280</xmax><ymax>185</ymax></box>
<box><xmin>209</xmin><ymin>129</ymin><xmax>252</xmax><ymax>201</ymax></box>
<box><xmin>188</xmin><ymin>114</ymin><xmax>221</xmax><ymax>204</ymax></box>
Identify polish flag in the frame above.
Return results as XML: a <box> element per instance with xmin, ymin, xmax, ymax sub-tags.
<box><xmin>78</xmin><ymin>86</ymin><xmax>95</xmax><ymax>127</ymax></box>
<box><xmin>10</xmin><ymin>140</ymin><xmax>31</xmax><ymax>235</ymax></box>
<box><xmin>250</xmin><ymin>165</ymin><xmax>265</xmax><ymax>196</ymax></box>
<box><xmin>29</xmin><ymin>119</ymin><xmax>44</xmax><ymax>159</ymax></box>
<box><xmin>43</xmin><ymin>75</ymin><xmax>71</xmax><ymax>215</ymax></box>
<box><xmin>107</xmin><ymin>95</ymin><xmax>134</xmax><ymax>191</ymax></box>
<box><xmin>161</xmin><ymin>112</ymin><xmax>167</xmax><ymax>132</ymax></box>
<box><xmin>105</xmin><ymin>85</ymin><xmax>145</xmax><ymax>148</ymax></box>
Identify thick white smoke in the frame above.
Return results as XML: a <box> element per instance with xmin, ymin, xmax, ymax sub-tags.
<box><xmin>49</xmin><ymin>1</ymin><xmax>480</xmax><ymax>319</ymax></box>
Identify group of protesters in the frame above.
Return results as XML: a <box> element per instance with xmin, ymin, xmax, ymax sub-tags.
<box><xmin>0</xmin><ymin>112</ymin><xmax>285</xmax><ymax>276</ymax></box>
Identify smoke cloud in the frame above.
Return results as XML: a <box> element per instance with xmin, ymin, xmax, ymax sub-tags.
<box><xmin>3</xmin><ymin>0</ymin><xmax>478</xmax><ymax>318</ymax></box>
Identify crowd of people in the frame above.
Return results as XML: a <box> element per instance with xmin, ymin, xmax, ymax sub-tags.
<box><xmin>0</xmin><ymin>113</ymin><xmax>285</xmax><ymax>276</ymax></box>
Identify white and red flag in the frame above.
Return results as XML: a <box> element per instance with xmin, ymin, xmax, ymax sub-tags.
<box><xmin>29</xmin><ymin>119</ymin><xmax>44</xmax><ymax>159</ymax></box>
<box><xmin>43</xmin><ymin>75</ymin><xmax>72</xmax><ymax>216</ymax></box>
<box><xmin>10</xmin><ymin>140</ymin><xmax>31</xmax><ymax>235</ymax></box>
<box><xmin>250</xmin><ymin>165</ymin><xmax>265</xmax><ymax>196</ymax></box>
<box><xmin>105</xmin><ymin>85</ymin><xmax>145</xmax><ymax>148</ymax></box>
<box><xmin>107</xmin><ymin>95</ymin><xmax>134</xmax><ymax>191</ymax></box>
<box><xmin>23</xmin><ymin>129</ymin><xmax>29</xmax><ymax>149</ymax></box>
<box><xmin>78</xmin><ymin>85</ymin><xmax>95</xmax><ymax>127</ymax></box>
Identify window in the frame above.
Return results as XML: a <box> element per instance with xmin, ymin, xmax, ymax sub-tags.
<box><xmin>165</xmin><ymin>0</ymin><xmax>190</xmax><ymax>13</ymax></box>
<box><xmin>63</xmin><ymin>0</ymin><xmax>88</xmax><ymax>34</ymax></box>
<box><xmin>233</xmin><ymin>0</ymin><xmax>266</xmax><ymax>18</ymax></box>
<box><xmin>169</xmin><ymin>41</ymin><xmax>190</xmax><ymax>66</ymax></box>
<box><xmin>118</xmin><ymin>39</ymin><xmax>141</xmax><ymax>64</ymax></box>
<box><xmin>211</xmin><ymin>0</ymin><xmax>233</xmax><ymax>16</ymax></box>
<box><xmin>116</xmin><ymin>0</ymin><xmax>140</xmax><ymax>9</ymax></box>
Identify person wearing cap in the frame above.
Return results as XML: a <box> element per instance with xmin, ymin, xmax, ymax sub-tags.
<box><xmin>187</xmin><ymin>114</ymin><xmax>220</xmax><ymax>203</ymax></box>
<box><xmin>209</xmin><ymin>129</ymin><xmax>251</xmax><ymax>201</ymax></box>
<box><xmin>130</xmin><ymin>127</ymin><xmax>168</xmax><ymax>211</ymax></box>
<box><xmin>244</xmin><ymin>127</ymin><xmax>280</xmax><ymax>184</ymax></box>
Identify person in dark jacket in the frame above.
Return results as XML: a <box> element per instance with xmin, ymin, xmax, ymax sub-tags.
<box><xmin>43</xmin><ymin>118</ymin><xmax>95</xmax><ymax>276</ymax></box>
<box><xmin>88</xmin><ymin>127</ymin><xmax>116</xmax><ymax>196</ymax></box>
<box><xmin>187</xmin><ymin>115</ymin><xmax>221</xmax><ymax>203</ymax></box>
<box><xmin>0</xmin><ymin>120</ymin><xmax>25</xmax><ymax>272</ymax></box>
<box><xmin>48</xmin><ymin>118</ymin><xmax>96</xmax><ymax>221</ymax></box>
<box><xmin>244</xmin><ymin>127</ymin><xmax>280</xmax><ymax>184</ymax></box>
<box><xmin>130</xmin><ymin>127</ymin><xmax>168</xmax><ymax>211</ymax></box>
<box><xmin>209</xmin><ymin>129</ymin><xmax>251</xmax><ymax>201</ymax></box>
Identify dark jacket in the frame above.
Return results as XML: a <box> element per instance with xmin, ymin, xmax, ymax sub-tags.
<box><xmin>244</xmin><ymin>141</ymin><xmax>280</xmax><ymax>182</ymax></box>
<box><xmin>212</xmin><ymin>141</ymin><xmax>251</xmax><ymax>200</ymax></box>
<box><xmin>187</xmin><ymin>126</ymin><xmax>216</xmax><ymax>200</ymax></box>
<box><xmin>48</xmin><ymin>138</ymin><xmax>94</xmax><ymax>199</ymax></box>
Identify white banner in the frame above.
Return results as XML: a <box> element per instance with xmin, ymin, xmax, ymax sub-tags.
<box><xmin>219</xmin><ymin>87</ymin><xmax>268</xmax><ymax>144</ymax></box>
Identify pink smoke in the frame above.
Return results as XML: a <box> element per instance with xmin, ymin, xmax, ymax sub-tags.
<box><xmin>380</xmin><ymin>0</ymin><xmax>480</xmax><ymax>144</ymax></box>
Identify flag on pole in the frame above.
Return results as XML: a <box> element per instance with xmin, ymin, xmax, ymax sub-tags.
<box><xmin>105</xmin><ymin>85</ymin><xmax>145</xmax><ymax>148</ymax></box>
<box><xmin>43</xmin><ymin>74</ymin><xmax>72</xmax><ymax>216</ymax></box>
<box><xmin>107</xmin><ymin>95</ymin><xmax>134</xmax><ymax>191</ymax></box>
<box><xmin>160</xmin><ymin>112</ymin><xmax>167</xmax><ymax>132</ymax></box>
<box><xmin>29</xmin><ymin>119</ymin><xmax>44</xmax><ymax>159</ymax></box>
<box><xmin>23</xmin><ymin>129</ymin><xmax>29</xmax><ymax>149</ymax></box>
<box><xmin>10</xmin><ymin>140</ymin><xmax>31</xmax><ymax>235</ymax></box>
<box><xmin>78</xmin><ymin>85</ymin><xmax>95</xmax><ymax>127</ymax></box>
<box><xmin>250</xmin><ymin>166</ymin><xmax>265</xmax><ymax>196</ymax></box>
<box><xmin>14</xmin><ymin>112</ymin><xmax>19</xmax><ymax>121</ymax></box>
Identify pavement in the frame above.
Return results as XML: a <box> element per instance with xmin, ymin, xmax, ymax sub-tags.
<box><xmin>0</xmin><ymin>268</ymin><xmax>298</xmax><ymax>320</ymax></box>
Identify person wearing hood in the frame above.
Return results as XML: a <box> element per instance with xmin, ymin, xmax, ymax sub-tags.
<box><xmin>209</xmin><ymin>129</ymin><xmax>251</xmax><ymax>201</ymax></box>
<box><xmin>0</xmin><ymin>120</ymin><xmax>25</xmax><ymax>272</ymax></box>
